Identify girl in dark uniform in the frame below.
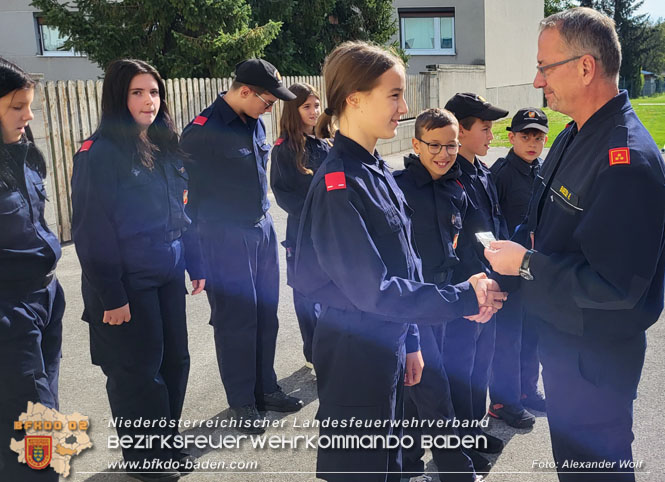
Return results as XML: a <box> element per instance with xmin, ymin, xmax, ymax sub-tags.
<box><xmin>294</xmin><ymin>42</ymin><xmax>506</xmax><ymax>482</ymax></box>
<box><xmin>270</xmin><ymin>82</ymin><xmax>330</xmax><ymax>367</ymax></box>
<box><xmin>0</xmin><ymin>57</ymin><xmax>63</xmax><ymax>482</ymax></box>
<box><xmin>71</xmin><ymin>59</ymin><xmax>204</xmax><ymax>481</ymax></box>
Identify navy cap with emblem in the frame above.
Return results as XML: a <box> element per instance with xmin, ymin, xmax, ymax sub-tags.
<box><xmin>507</xmin><ymin>107</ymin><xmax>549</xmax><ymax>133</ymax></box>
<box><xmin>444</xmin><ymin>93</ymin><xmax>509</xmax><ymax>122</ymax></box>
<box><xmin>234</xmin><ymin>59</ymin><xmax>296</xmax><ymax>101</ymax></box>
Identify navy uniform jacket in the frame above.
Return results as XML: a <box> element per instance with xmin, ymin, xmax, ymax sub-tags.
<box><xmin>490</xmin><ymin>149</ymin><xmax>541</xmax><ymax>236</ymax></box>
<box><xmin>519</xmin><ymin>91</ymin><xmax>665</xmax><ymax>339</ymax></box>
<box><xmin>270</xmin><ymin>135</ymin><xmax>331</xmax><ymax>252</ymax></box>
<box><xmin>180</xmin><ymin>93</ymin><xmax>271</xmax><ymax>226</ymax></box>
<box><xmin>0</xmin><ymin>141</ymin><xmax>60</xmax><ymax>289</ymax></box>
<box><xmin>71</xmin><ymin>134</ymin><xmax>201</xmax><ymax>311</ymax></box>
<box><xmin>295</xmin><ymin>133</ymin><xmax>481</xmax><ymax>354</ymax></box>
<box><xmin>394</xmin><ymin>154</ymin><xmax>468</xmax><ymax>286</ymax></box>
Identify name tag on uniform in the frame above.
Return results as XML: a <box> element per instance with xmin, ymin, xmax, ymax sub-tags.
<box><xmin>553</xmin><ymin>179</ymin><xmax>580</xmax><ymax>207</ymax></box>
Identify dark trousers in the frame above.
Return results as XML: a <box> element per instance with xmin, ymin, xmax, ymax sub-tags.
<box><xmin>293</xmin><ymin>288</ymin><xmax>319</xmax><ymax>363</ymax></box>
<box><xmin>84</xmin><ymin>267</ymin><xmax>189</xmax><ymax>464</ymax></box>
<box><xmin>201</xmin><ymin>215</ymin><xmax>280</xmax><ymax>408</ymax></box>
<box><xmin>442</xmin><ymin>316</ymin><xmax>496</xmax><ymax>429</ymax></box>
<box><xmin>403</xmin><ymin>325</ymin><xmax>476</xmax><ymax>481</ymax></box>
<box><xmin>490</xmin><ymin>290</ymin><xmax>541</xmax><ymax>407</ymax></box>
<box><xmin>538</xmin><ymin>321</ymin><xmax>644</xmax><ymax>482</ymax></box>
<box><xmin>314</xmin><ymin>306</ymin><xmax>407</xmax><ymax>482</ymax></box>
<box><xmin>0</xmin><ymin>279</ymin><xmax>64</xmax><ymax>481</ymax></box>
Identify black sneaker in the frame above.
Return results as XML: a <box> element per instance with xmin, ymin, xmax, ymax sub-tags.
<box><xmin>229</xmin><ymin>404</ymin><xmax>266</xmax><ymax>434</ymax></box>
<box><xmin>263</xmin><ymin>389</ymin><xmax>304</xmax><ymax>412</ymax></box>
<box><xmin>488</xmin><ymin>403</ymin><xmax>536</xmax><ymax>429</ymax></box>
<box><xmin>463</xmin><ymin>449</ymin><xmax>492</xmax><ymax>475</ymax></box>
<box><xmin>473</xmin><ymin>430</ymin><xmax>504</xmax><ymax>454</ymax></box>
<box><xmin>522</xmin><ymin>391</ymin><xmax>547</xmax><ymax>412</ymax></box>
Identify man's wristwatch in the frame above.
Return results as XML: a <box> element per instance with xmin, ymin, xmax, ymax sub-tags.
<box><xmin>519</xmin><ymin>249</ymin><xmax>536</xmax><ymax>280</ymax></box>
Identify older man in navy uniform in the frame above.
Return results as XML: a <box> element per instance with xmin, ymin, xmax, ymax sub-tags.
<box><xmin>486</xmin><ymin>8</ymin><xmax>665</xmax><ymax>482</ymax></box>
<box><xmin>180</xmin><ymin>59</ymin><xmax>303</xmax><ymax>432</ymax></box>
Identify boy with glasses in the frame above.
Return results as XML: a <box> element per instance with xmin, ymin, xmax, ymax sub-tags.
<box><xmin>180</xmin><ymin>59</ymin><xmax>303</xmax><ymax>433</ymax></box>
<box><xmin>393</xmin><ymin>108</ymin><xmax>487</xmax><ymax>482</ymax></box>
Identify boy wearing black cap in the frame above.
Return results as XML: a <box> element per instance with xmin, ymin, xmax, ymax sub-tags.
<box><xmin>442</xmin><ymin>93</ymin><xmax>509</xmax><ymax>461</ymax></box>
<box><xmin>180</xmin><ymin>59</ymin><xmax>303</xmax><ymax>433</ymax></box>
<box><xmin>488</xmin><ymin>108</ymin><xmax>548</xmax><ymax>428</ymax></box>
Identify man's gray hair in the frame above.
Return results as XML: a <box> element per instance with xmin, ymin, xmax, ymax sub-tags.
<box><xmin>540</xmin><ymin>7</ymin><xmax>621</xmax><ymax>82</ymax></box>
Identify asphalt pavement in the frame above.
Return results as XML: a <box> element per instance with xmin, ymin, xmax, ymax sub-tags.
<box><xmin>50</xmin><ymin>147</ymin><xmax>665</xmax><ymax>481</ymax></box>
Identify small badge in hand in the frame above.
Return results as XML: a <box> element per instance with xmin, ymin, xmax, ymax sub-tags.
<box><xmin>475</xmin><ymin>231</ymin><xmax>496</xmax><ymax>249</ymax></box>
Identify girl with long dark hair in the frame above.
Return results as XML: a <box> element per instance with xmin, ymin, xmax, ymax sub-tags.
<box><xmin>0</xmin><ymin>57</ymin><xmax>64</xmax><ymax>482</ymax></box>
<box><xmin>270</xmin><ymin>82</ymin><xmax>330</xmax><ymax>367</ymax></box>
<box><xmin>71</xmin><ymin>59</ymin><xmax>205</xmax><ymax>481</ymax></box>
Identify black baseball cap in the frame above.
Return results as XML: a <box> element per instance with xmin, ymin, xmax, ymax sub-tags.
<box><xmin>507</xmin><ymin>107</ymin><xmax>549</xmax><ymax>133</ymax></box>
<box><xmin>444</xmin><ymin>93</ymin><xmax>508</xmax><ymax>121</ymax></box>
<box><xmin>234</xmin><ymin>59</ymin><xmax>296</xmax><ymax>101</ymax></box>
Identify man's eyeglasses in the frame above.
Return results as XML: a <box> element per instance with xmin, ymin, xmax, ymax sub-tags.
<box><xmin>417</xmin><ymin>138</ymin><xmax>460</xmax><ymax>155</ymax></box>
<box><xmin>536</xmin><ymin>55</ymin><xmax>583</xmax><ymax>77</ymax></box>
<box><xmin>254</xmin><ymin>92</ymin><xmax>276</xmax><ymax>109</ymax></box>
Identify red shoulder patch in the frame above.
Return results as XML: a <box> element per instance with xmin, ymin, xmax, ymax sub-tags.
<box><xmin>609</xmin><ymin>147</ymin><xmax>630</xmax><ymax>166</ymax></box>
<box><xmin>193</xmin><ymin>115</ymin><xmax>208</xmax><ymax>126</ymax></box>
<box><xmin>79</xmin><ymin>140</ymin><xmax>94</xmax><ymax>152</ymax></box>
<box><xmin>325</xmin><ymin>172</ymin><xmax>346</xmax><ymax>191</ymax></box>
<box><xmin>274</xmin><ymin>138</ymin><xmax>284</xmax><ymax>146</ymax></box>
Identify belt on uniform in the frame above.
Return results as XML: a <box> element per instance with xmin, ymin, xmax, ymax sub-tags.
<box><xmin>0</xmin><ymin>271</ymin><xmax>55</xmax><ymax>297</ymax></box>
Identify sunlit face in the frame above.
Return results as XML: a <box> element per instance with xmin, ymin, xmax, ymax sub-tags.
<box><xmin>534</xmin><ymin>28</ymin><xmax>582</xmax><ymax>115</ymax></box>
<box><xmin>459</xmin><ymin>118</ymin><xmax>494</xmax><ymax>157</ymax></box>
<box><xmin>247</xmin><ymin>89</ymin><xmax>278</xmax><ymax>119</ymax></box>
<box><xmin>413</xmin><ymin>124</ymin><xmax>459</xmax><ymax>180</ymax></box>
<box><xmin>127</xmin><ymin>73</ymin><xmax>160</xmax><ymax>129</ymax></box>
<box><xmin>0</xmin><ymin>87</ymin><xmax>35</xmax><ymax>143</ymax></box>
<box><xmin>355</xmin><ymin>65</ymin><xmax>408</xmax><ymax>141</ymax></box>
<box><xmin>299</xmin><ymin>95</ymin><xmax>321</xmax><ymax>133</ymax></box>
<box><xmin>509</xmin><ymin>129</ymin><xmax>547</xmax><ymax>163</ymax></box>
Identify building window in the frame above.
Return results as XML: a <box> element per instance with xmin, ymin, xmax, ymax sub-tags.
<box><xmin>399</xmin><ymin>9</ymin><xmax>455</xmax><ymax>56</ymax></box>
<box><xmin>36</xmin><ymin>17</ymin><xmax>80</xmax><ymax>57</ymax></box>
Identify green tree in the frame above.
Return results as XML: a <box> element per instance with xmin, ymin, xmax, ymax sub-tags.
<box><xmin>31</xmin><ymin>0</ymin><xmax>282</xmax><ymax>78</ymax></box>
<box><xmin>545</xmin><ymin>0</ymin><xmax>576</xmax><ymax>16</ymax></box>
<box><xmin>249</xmin><ymin>0</ymin><xmax>400</xmax><ymax>75</ymax></box>
<box><xmin>642</xmin><ymin>20</ymin><xmax>665</xmax><ymax>75</ymax></box>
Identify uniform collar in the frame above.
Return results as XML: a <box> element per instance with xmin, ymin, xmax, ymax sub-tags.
<box><xmin>333</xmin><ymin>132</ymin><xmax>385</xmax><ymax>173</ymax></box>
<box><xmin>506</xmin><ymin>148</ymin><xmax>538</xmax><ymax>176</ymax></box>
<box><xmin>574</xmin><ymin>90</ymin><xmax>631</xmax><ymax>135</ymax></box>
<box><xmin>457</xmin><ymin>153</ymin><xmax>480</xmax><ymax>175</ymax></box>
<box><xmin>215</xmin><ymin>92</ymin><xmax>257</xmax><ymax>129</ymax></box>
<box><xmin>404</xmin><ymin>153</ymin><xmax>461</xmax><ymax>187</ymax></box>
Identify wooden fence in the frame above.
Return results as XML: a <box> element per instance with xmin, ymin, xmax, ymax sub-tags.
<box><xmin>39</xmin><ymin>73</ymin><xmax>429</xmax><ymax>241</ymax></box>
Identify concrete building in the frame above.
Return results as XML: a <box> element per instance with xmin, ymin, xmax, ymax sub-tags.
<box><xmin>392</xmin><ymin>0</ymin><xmax>545</xmax><ymax>113</ymax></box>
<box><xmin>0</xmin><ymin>0</ymin><xmax>102</xmax><ymax>80</ymax></box>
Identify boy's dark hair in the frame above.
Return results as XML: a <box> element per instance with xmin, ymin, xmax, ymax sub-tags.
<box><xmin>230</xmin><ymin>80</ymin><xmax>267</xmax><ymax>95</ymax></box>
<box><xmin>459</xmin><ymin>116</ymin><xmax>480</xmax><ymax>131</ymax></box>
<box><xmin>415</xmin><ymin>108</ymin><xmax>458</xmax><ymax>139</ymax></box>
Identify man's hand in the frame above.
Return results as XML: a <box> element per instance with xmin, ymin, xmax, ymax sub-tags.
<box><xmin>484</xmin><ymin>240</ymin><xmax>528</xmax><ymax>276</ymax></box>
<box><xmin>103</xmin><ymin>303</ymin><xmax>131</xmax><ymax>325</ymax></box>
<box><xmin>191</xmin><ymin>279</ymin><xmax>206</xmax><ymax>295</ymax></box>
<box><xmin>404</xmin><ymin>350</ymin><xmax>424</xmax><ymax>386</ymax></box>
<box><xmin>465</xmin><ymin>273</ymin><xmax>507</xmax><ymax>323</ymax></box>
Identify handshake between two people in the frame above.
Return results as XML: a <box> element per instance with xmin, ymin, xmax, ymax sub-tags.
<box><xmin>465</xmin><ymin>272</ymin><xmax>507</xmax><ymax>323</ymax></box>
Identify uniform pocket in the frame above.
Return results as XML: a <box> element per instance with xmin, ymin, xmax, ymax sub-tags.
<box><xmin>549</xmin><ymin>187</ymin><xmax>583</xmax><ymax>216</ymax></box>
<box><xmin>0</xmin><ymin>189</ymin><xmax>25</xmax><ymax>215</ymax></box>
